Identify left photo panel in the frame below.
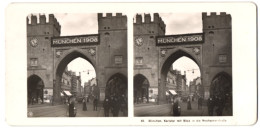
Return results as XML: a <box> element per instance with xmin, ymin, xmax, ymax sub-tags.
<box><xmin>27</xmin><ymin>13</ymin><xmax>128</xmax><ymax>117</ymax></box>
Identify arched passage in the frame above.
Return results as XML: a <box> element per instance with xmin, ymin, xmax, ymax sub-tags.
<box><xmin>105</xmin><ymin>73</ymin><xmax>127</xmax><ymax>98</ymax></box>
<box><xmin>54</xmin><ymin>50</ymin><xmax>96</xmax><ymax>104</ymax></box>
<box><xmin>210</xmin><ymin>72</ymin><xmax>232</xmax><ymax>116</ymax></box>
<box><xmin>159</xmin><ymin>49</ymin><xmax>201</xmax><ymax>104</ymax></box>
<box><xmin>134</xmin><ymin>74</ymin><xmax>150</xmax><ymax>104</ymax></box>
<box><xmin>27</xmin><ymin>75</ymin><xmax>44</xmax><ymax>105</ymax></box>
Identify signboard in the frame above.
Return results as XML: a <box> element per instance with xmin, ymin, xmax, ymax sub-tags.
<box><xmin>51</xmin><ymin>34</ymin><xmax>99</xmax><ymax>47</ymax></box>
<box><xmin>156</xmin><ymin>33</ymin><xmax>204</xmax><ymax>46</ymax></box>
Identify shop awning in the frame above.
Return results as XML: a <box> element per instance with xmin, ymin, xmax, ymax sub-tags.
<box><xmin>60</xmin><ymin>92</ymin><xmax>64</xmax><ymax>96</ymax></box>
<box><xmin>63</xmin><ymin>91</ymin><xmax>72</xmax><ymax>96</ymax></box>
<box><xmin>169</xmin><ymin>90</ymin><xmax>177</xmax><ymax>95</ymax></box>
<box><xmin>166</xmin><ymin>90</ymin><xmax>177</xmax><ymax>95</ymax></box>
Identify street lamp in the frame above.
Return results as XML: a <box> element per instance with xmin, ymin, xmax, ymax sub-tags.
<box><xmin>185</xmin><ymin>68</ymin><xmax>199</xmax><ymax>74</ymax></box>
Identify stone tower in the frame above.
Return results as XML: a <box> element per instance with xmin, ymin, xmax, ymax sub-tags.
<box><xmin>202</xmin><ymin>12</ymin><xmax>232</xmax><ymax>98</ymax></box>
<box><xmin>27</xmin><ymin>14</ymin><xmax>61</xmax><ymax>99</ymax></box>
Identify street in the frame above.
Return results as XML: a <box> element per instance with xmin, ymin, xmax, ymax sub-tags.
<box><xmin>135</xmin><ymin>100</ymin><xmax>231</xmax><ymax>116</ymax></box>
<box><xmin>28</xmin><ymin>102</ymin><xmax>126</xmax><ymax>117</ymax></box>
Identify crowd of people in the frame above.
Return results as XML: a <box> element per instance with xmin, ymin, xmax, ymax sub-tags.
<box><xmin>66</xmin><ymin>94</ymin><xmax>127</xmax><ymax>117</ymax></box>
<box><xmin>103</xmin><ymin>94</ymin><xmax>128</xmax><ymax>117</ymax></box>
<box><xmin>171</xmin><ymin>94</ymin><xmax>230</xmax><ymax>116</ymax></box>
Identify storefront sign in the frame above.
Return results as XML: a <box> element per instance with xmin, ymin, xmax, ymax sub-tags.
<box><xmin>156</xmin><ymin>33</ymin><xmax>204</xmax><ymax>46</ymax></box>
<box><xmin>51</xmin><ymin>34</ymin><xmax>99</xmax><ymax>47</ymax></box>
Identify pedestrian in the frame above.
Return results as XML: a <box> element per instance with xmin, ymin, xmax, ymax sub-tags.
<box><xmin>103</xmin><ymin>98</ymin><xmax>110</xmax><ymax>117</ymax></box>
<box><xmin>93</xmin><ymin>96</ymin><xmax>98</xmax><ymax>111</ymax></box>
<box><xmin>82</xmin><ymin>98</ymin><xmax>87</xmax><ymax>111</ymax></box>
<box><xmin>215</xmin><ymin>97</ymin><xmax>224</xmax><ymax>116</ymax></box>
<box><xmin>173</xmin><ymin>98</ymin><xmax>181</xmax><ymax>116</ymax></box>
<box><xmin>120</xmin><ymin>95</ymin><xmax>127</xmax><ymax>116</ymax></box>
<box><xmin>187</xmin><ymin>97</ymin><xmax>192</xmax><ymax>110</ymax></box>
<box><xmin>138</xmin><ymin>97</ymin><xmax>141</xmax><ymax>104</ymax></box>
<box><xmin>31</xmin><ymin>97</ymin><xmax>34</xmax><ymax>105</ymax></box>
<box><xmin>112</xmin><ymin>97</ymin><xmax>120</xmax><ymax>117</ymax></box>
<box><xmin>69</xmin><ymin>96</ymin><xmax>76</xmax><ymax>117</ymax></box>
<box><xmin>207</xmin><ymin>97</ymin><xmax>214</xmax><ymax>116</ymax></box>
<box><xmin>110</xmin><ymin>96</ymin><xmax>115</xmax><ymax>113</ymax></box>
<box><xmin>198</xmin><ymin>97</ymin><xmax>202</xmax><ymax>110</ymax></box>
<box><xmin>87</xmin><ymin>96</ymin><xmax>89</xmax><ymax>103</ymax></box>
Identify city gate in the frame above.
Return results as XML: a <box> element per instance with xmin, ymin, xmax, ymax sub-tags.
<box><xmin>134</xmin><ymin>12</ymin><xmax>232</xmax><ymax>108</ymax></box>
<box><xmin>27</xmin><ymin>13</ymin><xmax>128</xmax><ymax>104</ymax></box>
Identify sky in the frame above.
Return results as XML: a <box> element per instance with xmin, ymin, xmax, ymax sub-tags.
<box><xmin>52</xmin><ymin>13</ymin><xmax>202</xmax><ymax>86</ymax></box>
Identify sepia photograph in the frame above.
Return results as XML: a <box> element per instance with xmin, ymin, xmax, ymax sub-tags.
<box><xmin>27</xmin><ymin>13</ymin><xmax>128</xmax><ymax>117</ymax></box>
<box><xmin>4</xmin><ymin>2</ymin><xmax>257</xmax><ymax>126</ymax></box>
<box><xmin>133</xmin><ymin>12</ymin><xmax>232</xmax><ymax>117</ymax></box>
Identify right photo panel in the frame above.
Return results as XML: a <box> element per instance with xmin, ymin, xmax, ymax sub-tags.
<box><xmin>133</xmin><ymin>13</ymin><xmax>232</xmax><ymax>117</ymax></box>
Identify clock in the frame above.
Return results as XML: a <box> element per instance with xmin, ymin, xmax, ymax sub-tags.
<box><xmin>30</xmin><ymin>38</ymin><xmax>38</xmax><ymax>47</ymax></box>
<box><xmin>135</xmin><ymin>37</ymin><xmax>143</xmax><ymax>46</ymax></box>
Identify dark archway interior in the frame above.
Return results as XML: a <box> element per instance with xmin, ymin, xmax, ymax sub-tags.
<box><xmin>54</xmin><ymin>50</ymin><xmax>96</xmax><ymax>104</ymax></box>
<box><xmin>210</xmin><ymin>72</ymin><xmax>232</xmax><ymax>116</ymax></box>
<box><xmin>27</xmin><ymin>75</ymin><xmax>44</xmax><ymax>105</ymax></box>
<box><xmin>134</xmin><ymin>74</ymin><xmax>150</xmax><ymax>104</ymax></box>
<box><xmin>106</xmin><ymin>73</ymin><xmax>127</xmax><ymax>98</ymax></box>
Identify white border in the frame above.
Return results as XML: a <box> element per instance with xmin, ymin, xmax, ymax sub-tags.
<box><xmin>5</xmin><ymin>2</ymin><xmax>257</xmax><ymax>126</ymax></box>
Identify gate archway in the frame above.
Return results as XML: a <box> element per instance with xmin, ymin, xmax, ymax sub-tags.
<box><xmin>53</xmin><ymin>49</ymin><xmax>97</xmax><ymax>104</ymax></box>
<box><xmin>134</xmin><ymin>74</ymin><xmax>150</xmax><ymax>104</ymax></box>
<box><xmin>105</xmin><ymin>73</ymin><xmax>127</xmax><ymax>98</ymax></box>
<box><xmin>210</xmin><ymin>72</ymin><xmax>232</xmax><ymax>116</ymax></box>
<box><xmin>27</xmin><ymin>75</ymin><xmax>44</xmax><ymax>105</ymax></box>
<box><xmin>159</xmin><ymin>48</ymin><xmax>201</xmax><ymax>103</ymax></box>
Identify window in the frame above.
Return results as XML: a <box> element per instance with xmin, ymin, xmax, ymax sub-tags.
<box><xmin>219</xmin><ymin>54</ymin><xmax>227</xmax><ymax>63</ymax></box>
<box><xmin>135</xmin><ymin>57</ymin><xmax>143</xmax><ymax>65</ymax></box>
<box><xmin>30</xmin><ymin>58</ymin><xmax>38</xmax><ymax>66</ymax></box>
<box><xmin>115</xmin><ymin>55</ymin><xmax>123</xmax><ymax>64</ymax></box>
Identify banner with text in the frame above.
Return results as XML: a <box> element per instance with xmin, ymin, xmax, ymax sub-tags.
<box><xmin>51</xmin><ymin>34</ymin><xmax>99</xmax><ymax>47</ymax></box>
<box><xmin>156</xmin><ymin>33</ymin><xmax>204</xmax><ymax>46</ymax></box>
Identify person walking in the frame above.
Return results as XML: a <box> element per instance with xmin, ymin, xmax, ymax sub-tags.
<box><xmin>112</xmin><ymin>97</ymin><xmax>120</xmax><ymax>117</ymax></box>
<box><xmin>187</xmin><ymin>97</ymin><xmax>192</xmax><ymax>110</ymax></box>
<box><xmin>68</xmin><ymin>96</ymin><xmax>76</xmax><ymax>117</ymax></box>
<box><xmin>120</xmin><ymin>95</ymin><xmax>127</xmax><ymax>116</ymax></box>
<box><xmin>110</xmin><ymin>96</ymin><xmax>115</xmax><ymax>113</ymax></box>
<box><xmin>215</xmin><ymin>96</ymin><xmax>224</xmax><ymax>116</ymax></box>
<box><xmin>207</xmin><ymin>97</ymin><xmax>214</xmax><ymax>116</ymax></box>
<box><xmin>103</xmin><ymin>98</ymin><xmax>110</xmax><ymax>117</ymax></box>
<box><xmin>82</xmin><ymin>98</ymin><xmax>87</xmax><ymax>111</ymax></box>
<box><xmin>198</xmin><ymin>96</ymin><xmax>202</xmax><ymax>110</ymax></box>
<box><xmin>93</xmin><ymin>96</ymin><xmax>98</xmax><ymax>111</ymax></box>
<box><xmin>173</xmin><ymin>98</ymin><xmax>181</xmax><ymax>116</ymax></box>
<box><xmin>86</xmin><ymin>96</ymin><xmax>89</xmax><ymax>103</ymax></box>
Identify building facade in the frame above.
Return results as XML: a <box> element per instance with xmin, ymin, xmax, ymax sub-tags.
<box><xmin>134</xmin><ymin>12</ymin><xmax>232</xmax><ymax>105</ymax></box>
<box><xmin>61</xmin><ymin>67</ymin><xmax>72</xmax><ymax>92</ymax></box>
<box><xmin>27</xmin><ymin>13</ymin><xmax>128</xmax><ymax>104</ymax></box>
